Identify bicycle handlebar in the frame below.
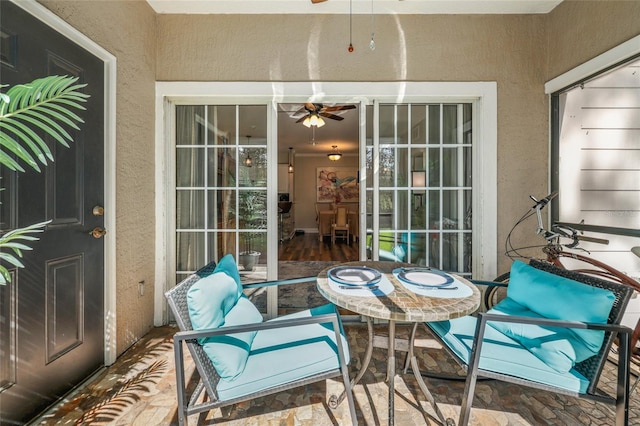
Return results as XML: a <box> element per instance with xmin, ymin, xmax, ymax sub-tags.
<box><xmin>577</xmin><ymin>235</ymin><xmax>609</xmax><ymax>245</ymax></box>
<box><xmin>530</xmin><ymin>191</ymin><xmax>558</xmax><ymax>210</ymax></box>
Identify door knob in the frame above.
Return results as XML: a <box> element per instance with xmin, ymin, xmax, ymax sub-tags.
<box><xmin>89</xmin><ymin>227</ymin><xmax>107</xmax><ymax>239</ymax></box>
<box><xmin>93</xmin><ymin>205</ymin><xmax>104</xmax><ymax>216</ymax></box>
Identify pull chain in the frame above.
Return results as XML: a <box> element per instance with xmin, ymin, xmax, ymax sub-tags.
<box><xmin>348</xmin><ymin>0</ymin><xmax>354</xmax><ymax>52</ymax></box>
<box><xmin>369</xmin><ymin>0</ymin><xmax>375</xmax><ymax>50</ymax></box>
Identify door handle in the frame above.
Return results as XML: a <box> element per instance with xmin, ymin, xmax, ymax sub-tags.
<box><xmin>89</xmin><ymin>227</ymin><xmax>107</xmax><ymax>239</ymax></box>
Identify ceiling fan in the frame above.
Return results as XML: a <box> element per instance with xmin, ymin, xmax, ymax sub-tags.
<box><xmin>294</xmin><ymin>103</ymin><xmax>356</xmax><ymax>127</ymax></box>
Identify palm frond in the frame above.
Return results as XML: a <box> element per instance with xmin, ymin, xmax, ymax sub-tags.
<box><xmin>0</xmin><ymin>221</ymin><xmax>49</xmax><ymax>285</ymax></box>
<box><xmin>0</xmin><ymin>75</ymin><xmax>89</xmax><ymax>172</ymax></box>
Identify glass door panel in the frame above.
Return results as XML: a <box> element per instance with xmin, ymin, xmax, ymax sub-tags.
<box><xmin>365</xmin><ymin>103</ymin><xmax>473</xmax><ymax>278</ymax></box>
<box><xmin>175</xmin><ymin>104</ymin><xmax>269</xmax><ymax>313</ymax></box>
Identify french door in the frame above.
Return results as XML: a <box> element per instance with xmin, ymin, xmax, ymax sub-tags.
<box><xmin>365</xmin><ymin>102</ymin><xmax>473</xmax><ymax>278</ymax></box>
<box><xmin>174</xmin><ymin>104</ymin><xmax>270</xmax><ymax>313</ymax></box>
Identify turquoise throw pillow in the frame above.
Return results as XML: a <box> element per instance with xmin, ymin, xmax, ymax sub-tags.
<box><xmin>214</xmin><ymin>254</ymin><xmax>243</xmax><ymax>295</ymax></box>
<box><xmin>506</xmin><ymin>260</ymin><xmax>615</xmax><ymax>351</ymax></box>
<box><xmin>201</xmin><ymin>295</ymin><xmax>263</xmax><ymax>380</ymax></box>
<box><xmin>488</xmin><ymin>297</ymin><xmax>597</xmax><ymax>373</ymax></box>
<box><xmin>187</xmin><ymin>271</ymin><xmax>239</xmax><ymax>340</ymax></box>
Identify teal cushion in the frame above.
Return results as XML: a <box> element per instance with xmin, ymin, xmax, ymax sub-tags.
<box><xmin>488</xmin><ymin>298</ymin><xmax>597</xmax><ymax>373</ymax></box>
<box><xmin>201</xmin><ymin>295</ymin><xmax>263</xmax><ymax>380</ymax></box>
<box><xmin>187</xmin><ymin>272</ymin><xmax>240</xmax><ymax>338</ymax></box>
<box><xmin>507</xmin><ymin>260</ymin><xmax>615</xmax><ymax>351</ymax></box>
<box><xmin>214</xmin><ymin>254</ymin><xmax>243</xmax><ymax>293</ymax></box>
<box><xmin>427</xmin><ymin>317</ymin><xmax>591</xmax><ymax>393</ymax></box>
<box><xmin>216</xmin><ymin>304</ymin><xmax>350</xmax><ymax>400</ymax></box>
<box><xmin>187</xmin><ymin>271</ymin><xmax>262</xmax><ymax>380</ymax></box>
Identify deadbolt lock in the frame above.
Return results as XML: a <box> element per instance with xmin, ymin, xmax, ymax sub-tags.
<box><xmin>93</xmin><ymin>205</ymin><xmax>105</xmax><ymax>216</ymax></box>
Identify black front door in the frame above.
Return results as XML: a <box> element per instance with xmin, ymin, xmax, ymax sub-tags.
<box><xmin>0</xmin><ymin>2</ymin><xmax>105</xmax><ymax>423</ymax></box>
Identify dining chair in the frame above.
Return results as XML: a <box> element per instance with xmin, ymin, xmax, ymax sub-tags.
<box><xmin>165</xmin><ymin>254</ymin><xmax>357</xmax><ymax>425</ymax></box>
<box><xmin>331</xmin><ymin>207</ymin><xmax>350</xmax><ymax>245</ymax></box>
<box><xmin>425</xmin><ymin>259</ymin><xmax>633</xmax><ymax>425</ymax></box>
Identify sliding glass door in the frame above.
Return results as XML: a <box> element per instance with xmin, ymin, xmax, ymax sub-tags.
<box><xmin>365</xmin><ymin>103</ymin><xmax>473</xmax><ymax>277</ymax></box>
<box><xmin>174</xmin><ymin>104</ymin><xmax>270</xmax><ymax>312</ymax></box>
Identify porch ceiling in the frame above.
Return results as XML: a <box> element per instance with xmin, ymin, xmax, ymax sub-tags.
<box><xmin>147</xmin><ymin>0</ymin><xmax>563</xmax><ymax>15</ymax></box>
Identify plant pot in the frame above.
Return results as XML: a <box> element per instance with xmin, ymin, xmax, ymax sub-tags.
<box><xmin>239</xmin><ymin>251</ymin><xmax>261</xmax><ymax>272</ymax></box>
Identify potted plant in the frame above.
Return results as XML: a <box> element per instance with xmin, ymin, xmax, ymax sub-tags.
<box><xmin>238</xmin><ymin>191</ymin><xmax>266</xmax><ymax>271</ymax></box>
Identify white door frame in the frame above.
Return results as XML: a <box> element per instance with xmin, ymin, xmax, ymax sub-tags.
<box><xmin>154</xmin><ymin>81</ymin><xmax>497</xmax><ymax>325</ymax></box>
<box><xmin>14</xmin><ymin>0</ymin><xmax>118</xmax><ymax>365</ymax></box>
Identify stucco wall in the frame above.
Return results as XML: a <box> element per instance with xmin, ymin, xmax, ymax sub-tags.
<box><xmin>546</xmin><ymin>1</ymin><xmax>640</xmax><ymax>80</ymax></box>
<box><xmin>39</xmin><ymin>0</ymin><xmax>157</xmax><ymax>356</ymax></box>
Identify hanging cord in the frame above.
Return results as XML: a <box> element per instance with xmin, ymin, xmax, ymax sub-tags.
<box><xmin>348</xmin><ymin>0</ymin><xmax>354</xmax><ymax>52</ymax></box>
<box><xmin>369</xmin><ymin>0</ymin><xmax>375</xmax><ymax>50</ymax></box>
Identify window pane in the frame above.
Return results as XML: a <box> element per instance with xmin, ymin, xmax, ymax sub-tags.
<box><xmin>428</xmin><ymin>148</ymin><xmax>440</xmax><ymax>187</ymax></box>
<box><xmin>428</xmin><ymin>190</ymin><xmax>440</xmax><ymax>230</ymax></box>
<box><xmin>176</xmin><ymin>105</ymin><xmax>205</xmax><ymax>145</ymax></box>
<box><xmin>239</xmin><ymin>105</ymin><xmax>267</xmax><ymax>145</ymax></box>
<box><xmin>176</xmin><ymin>148</ymin><xmax>204</xmax><ymax>187</ymax></box>
<box><xmin>379</xmin><ymin>147</ymin><xmax>395</xmax><ymax>187</ymax></box>
<box><xmin>443</xmin><ymin>190</ymin><xmax>460</xmax><ymax>229</ymax></box>
<box><xmin>208</xmin><ymin>189</ymin><xmax>236</xmax><ymax>229</ymax></box>
<box><xmin>428</xmin><ymin>105</ymin><xmax>440</xmax><ymax>144</ymax></box>
<box><xmin>176</xmin><ymin>190</ymin><xmax>204</xmax><ymax>229</ymax></box>
<box><xmin>443</xmin><ymin>104</ymin><xmax>458</xmax><ymax>144</ymax></box>
<box><xmin>379</xmin><ymin>190</ymin><xmax>394</xmax><ymax>230</ymax></box>
<box><xmin>411</xmin><ymin>105</ymin><xmax>427</xmax><ymax>144</ymax></box>
<box><xmin>207</xmin><ymin>105</ymin><xmax>235</xmax><ymax>145</ymax></box>
<box><xmin>208</xmin><ymin>147</ymin><xmax>237</xmax><ymax>187</ymax></box>
<box><xmin>397</xmin><ymin>190</ymin><xmax>409</xmax><ymax>229</ymax></box>
<box><xmin>176</xmin><ymin>232</ymin><xmax>204</xmax><ymax>271</ymax></box>
<box><xmin>443</xmin><ymin>147</ymin><xmax>459</xmax><ymax>187</ymax></box>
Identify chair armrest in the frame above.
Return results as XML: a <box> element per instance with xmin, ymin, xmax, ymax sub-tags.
<box><xmin>174</xmin><ymin>312</ymin><xmax>341</xmax><ymax>343</ymax></box>
<box><xmin>242</xmin><ymin>276</ymin><xmax>316</xmax><ymax>289</ymax></box>
<box><xmin>478</xmin><ymin>312</ymin><xmax>633</xmax><ymax>334</ymax></box>
<box><xmin>471</xmin><ymin>279</ymin><xmax>508</xmax><ymax>288</ymax></box>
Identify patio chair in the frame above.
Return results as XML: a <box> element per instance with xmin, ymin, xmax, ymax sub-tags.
<box><xmin>426</xmin><ymin>259</ymin><xmax>634</xmax><ymax>426</ymax></box>
<box><xmin>165</xmin><ymin>254</ymin><xmax>357</xmax><ymax>425</ymax></box>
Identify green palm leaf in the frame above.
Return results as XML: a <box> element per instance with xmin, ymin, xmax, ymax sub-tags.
<box><xmin>0</xmin><ymin>75</ymin><xmax>89</xmax><ymax>171</ymax></box>
<box><xmin>0</xmin><ymin>221</ymin><xmax>49</xmax><ymax>285</ymax></box>
<box><xmin>0</xmin><ymin>75</ymin><xmax>90</xmax><ymax>285</ymax></box>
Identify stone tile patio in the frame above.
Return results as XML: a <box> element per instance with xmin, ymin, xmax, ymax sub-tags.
<box><xmin>37</xmin><ymin>322</ymin><xmax>638</xmax><ymax>425</ymax></box>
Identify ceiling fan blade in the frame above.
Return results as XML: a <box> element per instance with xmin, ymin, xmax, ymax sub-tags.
<box><xmin>322</xmin><ymin>104</ymin><xmax>356</xmax><ymax>112</ymax></box>
<box><xmin>295</xmin><ymin>116</ymin><xmax>307</xmax><ymax>123</ymax></box>
<box><xmin>320</xmin><ymin>112</ymin><xmax>344</xmax><ymax>121</ymax></box>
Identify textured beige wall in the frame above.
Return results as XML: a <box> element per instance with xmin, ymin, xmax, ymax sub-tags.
<box><xmin>39</xmin><ymin>0</ymin><xmax>157</xmax><ymax>356</ymax></box>
<box><xmin>546</xmin><ymin>1</ymin><xmax>640</xmax><ymax>80</ymax></box>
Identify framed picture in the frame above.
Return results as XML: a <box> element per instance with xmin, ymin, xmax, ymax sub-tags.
<box><xmin>316</xmin><ymin>167</ymin><xmax>359</xmax><ymax>203</ymax></box>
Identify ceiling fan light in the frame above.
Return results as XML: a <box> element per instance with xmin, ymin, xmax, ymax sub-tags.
<box><xmin>316</xmin><ymin>116</ymin><xmax>326</xmax><ymax>127</ymax></box>
<box><xmin>327</xmin><ymin>145</ymin><xmax>342</xmax><ymax>161</ymax></box>
<box><xmin>302</xmin><ymin>116</ymin><xmax>312</xmax><ymax>128</ymax></box>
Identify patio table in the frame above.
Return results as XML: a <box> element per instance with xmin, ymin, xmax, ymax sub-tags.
<box><xmin>316</xmin><ymin>261</ymin><xmax>480</xmax><ymax>425</ymax></box>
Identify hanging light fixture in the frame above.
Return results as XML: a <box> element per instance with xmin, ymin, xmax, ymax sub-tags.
<box><xmin>369</xmin><ymin>0</ymin><xmax>376</xmax><ymax>51</ymax></box>
<box><xmin>327</xmin><ymin>145</ymin><xmax>342</xmax><ymax>161</ymax></box>
<box><xmin>244</xmin><ymin>135</ymin><xmax>253</xmax><ymax>167</ymax></box>
<box><xmin>302</xmin><ymin>113</ymin><xmax>325</xmax><ymax>128</ymax></box>
<box><xmin>288</xmin><ymin>147</ymin><xmax>294</xmax><ymax>173</ymax></box>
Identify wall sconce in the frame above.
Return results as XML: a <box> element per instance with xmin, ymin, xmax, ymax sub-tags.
<box><xmin>327</xmin><ymin>145</ymin><xmax>342</xmax><ymax>161</ymax></box>
<box><xmin>412</xmin><ymin>171</ymin><xmax>426</xmax><ymax>209</ymax></box>
<box><xmin>303</xmin><ymin>113</ymin><xmax>325</xmax><ymax>128</ymax></box>
<box><xmin>288</xmin><ymin>147</ymin><xmax>294</xmax><ymax>173</ymax></box>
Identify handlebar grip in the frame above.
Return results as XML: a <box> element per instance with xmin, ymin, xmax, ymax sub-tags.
<box><xmin>577</xmin><ymin>235</ymin><xmax>609</xmax><ymax>245</ymax></box>
<box><xmin>531</xmin><ymin>191</ymin><xmax>558</xmax><ymax>209</ymax></box>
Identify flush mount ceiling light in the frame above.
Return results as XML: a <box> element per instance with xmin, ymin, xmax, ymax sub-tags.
<box><xmin>327</xmin><ymin>145</ymin><xmax>342</xmax><ymax>161</ymax></box>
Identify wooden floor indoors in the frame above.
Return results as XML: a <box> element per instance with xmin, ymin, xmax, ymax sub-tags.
<box><xmin>278</xmin><ymin>231</ymin><xmax>359</xmax><ymax>262</ymax></box>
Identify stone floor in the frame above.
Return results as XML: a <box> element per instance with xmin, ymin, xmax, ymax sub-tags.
<box><xmin>37</xmin><ymin>321</ymin><xmax>638</xmax><ymax>426</ymax></box>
